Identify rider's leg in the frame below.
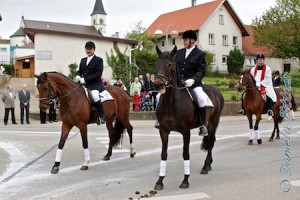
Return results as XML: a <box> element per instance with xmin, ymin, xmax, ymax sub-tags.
<box><xmin>238</xmin><ymin>92</ymin><xmax>245</xmax><ymax>115</ymax></box>
<box><xmin>266</xmin><ymin>96</ymin><xmax>274</xmax><ymax>116</ymax></box>
<box><xmin>91</xmin><ymin>90</ymin><xmax>105</xmax><ymax>124</ymax></box>
<box><xmin>192</xmin><ymin>87</ymin><xmax>208</xmax><ymax>136</ymax></box>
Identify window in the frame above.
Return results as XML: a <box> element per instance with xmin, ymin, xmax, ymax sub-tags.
<box><xmin>233</xmin><ymin>36</ymin><xmax>238</xmax><ymax>46</ymax></box>
<box><xmin>93</xmin><ymin>19</ymin><xmax>96</xmax><ymax>25</ymax></box>
<box><xmin>219</xmin><ymin>14</ymin><xmax>224</xmax><ymax>25</ymax></box>
<box><xmin>222</xmin><ymin>55</ymin><xmax>227</xmax><ymax>64</ymax></box>
<box><xmin>22</xmin><ymin>61</ymin><xmax>30</xmax><ymax>69</ymax></box>
<box><xmin>161</xmin><ymin>40</ymin><xmax>165</xmax><ymax>47</ymax></box>
<box><xmin>172</xmin><ymin>38</ymin><xmax>176</xmax><ymax>45</ymax></box>
<box><xmin>100</xmin><ymin>18</ymin><xmax>104</xmax><ymax>25</ymax></box>
<box><xmin>208</xmin><ymin>33</ymin><xmax>215</xmax><ymax>45</ymax></box>
<box><xmin>222</xmin><ymin>35</ymin><xmax>228</xmax><ymax>46</ymax></box>
<box><xmin>0</xmin><ymin>48</ymin><xmax>6</xmax><ymax>52</ymax></box>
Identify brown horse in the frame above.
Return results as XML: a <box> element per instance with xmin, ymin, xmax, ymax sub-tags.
<box><xmin>35</xmin><ymin>72</ymin><xmax>135</xmax><ymax>174</ymax></box>
<box><xmin>238</xmin><ymin>69</ymin><xmax>297</xmax><ymax>144</ymax></box>
<box><xmin>153</xmin><ymin>46</ymin><xmax>224</xmax><ymax>190</ymax></box>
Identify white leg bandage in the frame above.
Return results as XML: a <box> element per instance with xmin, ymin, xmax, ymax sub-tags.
<box><xmin>84</xmin><ymin>148</ymin><xmax>91</xmax><ymax>161</ymax></box>
<box><xmin>130</xmin><ymin>144</ymin><xmax>135</xmax><ymax>154</ymax></box>
<box><xmin>184</xmin><ymin>160</ymin><xmax>190</xmax><ymax>175</ymax></box>
<box><xmin>255</xmin><ymin>130</ymin><xmax>261</xmax><ymax>140</ymax></box>
<box><xmin>91</xmin><ymin>90</ymin><xmax>100</xmax><ymax>102</ymax></box>
<box><xmin>159</xmin><ymin>160</ymin><xmax>167</xmax><ymax>176</ymax></box>
<box><xmin>249</xmin><ymin>129</ymin><xmax>255</xmax><ymax>140</ymax></box>
<box><xmin>55</xmin><ymin>149</ymin><xmax>63</xmax><ymax>162</ymax></box>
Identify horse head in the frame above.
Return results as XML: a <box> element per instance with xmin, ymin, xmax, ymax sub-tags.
<box><xmin>35</xmin><ymin>72</ymin><xmax>59</xmax><ymax>110</ymax></box>
<box><xmin>238</xmin><ymin>68</ymin><xmax>256</xmax><ymax>92</ymax></box>
<box><xmin>153</xmin><ymin>45</ymin><xmax>177</xmax><ymax>94</ymax></box>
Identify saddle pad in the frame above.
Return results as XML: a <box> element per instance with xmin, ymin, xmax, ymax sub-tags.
<box><xmin>82</xmin><ymin>86</ymin><xmax>114</xmax><ymax>103</ymax></box>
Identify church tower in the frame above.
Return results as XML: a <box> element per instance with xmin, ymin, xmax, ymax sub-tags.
<box><xmin>91</xmin><ymin>0</ymin><xmax>107</xmax><ymax>35</ymax></box>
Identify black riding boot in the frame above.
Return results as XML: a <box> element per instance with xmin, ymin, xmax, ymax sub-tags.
<box><xmin>238</xmin><ymin>94</ymin><xmax>245</xmax><ymax>115</ymax></box>
<box><xmin>198</xmin><ymin>107</ymin><xmax>208</xmax><ymax>136</ymax></box>
<box><xmin>266</xmin><ymin>96</ymin><xmax>274</xmax><ymax>116</ymax></box>
<box><xmin>94</xmin><ymin>100</ymin><xmax>105</xmax><ymax>125</ymax></box>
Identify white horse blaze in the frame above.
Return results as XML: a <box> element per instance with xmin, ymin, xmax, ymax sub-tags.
<box><xmin>159</xmin><ymin>160</ymin><xmax>167</xmax><ymax>176</ymax></box>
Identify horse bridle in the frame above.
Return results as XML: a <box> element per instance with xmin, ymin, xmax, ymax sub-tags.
<box><xmin>39</xmin><ymin>79</ymin><xmax>81</xmax><ymax>104</ymax></box>
<box><xmin>239</xmin><ymin>74</ymin><xmax>257</xmax><ymax>92</ymax></box>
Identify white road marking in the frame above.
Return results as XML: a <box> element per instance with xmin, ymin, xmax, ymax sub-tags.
<box><xmin>149</xmin><ymin>192</ymin><xmax>210</xmax><ymax>200</ymax></box>
<box><xmin>291</xmin><ymin>180</ymin><xmax>300</xmax><ymax>187</ymax></box>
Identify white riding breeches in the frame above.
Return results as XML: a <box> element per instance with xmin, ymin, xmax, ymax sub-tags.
<box><xmin>191</xmin><ymin>86</ymin><xmax>214</xmax><ymax>108</ymax></box>
<box><xmin>91</xmin><ymin>90</ymin><xmax>100</xmax><ymax>102</ymax></box>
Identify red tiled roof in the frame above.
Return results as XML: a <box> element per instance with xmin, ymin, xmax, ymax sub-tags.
<box><xmin>242</xmin><ymin>25</ymin><xmax>272</xmax><ymax>56</ymax></box>
<box><xmin>146</xmin><ymin>0</ymin><xmax>249</xmax><ymax>36</ymax></box>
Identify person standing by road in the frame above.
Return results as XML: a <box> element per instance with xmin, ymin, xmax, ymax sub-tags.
<box><xmin>2</xmin><ymin>85</ymin><xmax>18</xmax><ymax>125</ymax></box>
<box><xmin>18</xmin><ymin>84</ymin><xmax>30</xmax><ymax>124</ymax></box>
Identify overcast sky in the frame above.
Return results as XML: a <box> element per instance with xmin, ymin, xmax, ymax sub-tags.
<box><xmin>0</xmin><ymin>0</ymin><xmax>276</xmax><ymax>39</ymax></box>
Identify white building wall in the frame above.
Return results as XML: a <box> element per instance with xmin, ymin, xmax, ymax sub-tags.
<box><xmin>34</xmin><ymin>33</ymin><xmax>130</xmax><ymax>80</ymax></box>
<box><xmin>0</xmin><ymin>43</ymin><xmax>10</xmax><ymax>64</ymax></box>
<box><xmin>14</xmin><ymin>48</ymin><xmax>35</xmax><ymax>58</ymax></box>
<box><xmin>199</xmin><ymin>5</ymin><xmax>243</xmax><ymax>73</ymax></box>
<box><xmin>10</xmin><ymin>36</ymin><xmax>25</xmax><ymax>47</ymax></box>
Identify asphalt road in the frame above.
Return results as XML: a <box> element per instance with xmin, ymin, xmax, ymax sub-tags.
<box><xmin>0</xmin><ymin>115</ymin><xmax>299</xmax><ymax>200</ymax></box>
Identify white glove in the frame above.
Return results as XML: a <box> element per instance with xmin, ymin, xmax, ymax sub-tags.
<box><xmin>80</xmin><ymin>78</ymin><xmax>85</xmax><ymax>84</ymax></box>
<box><xmin>185</xmin><ymin>79</ymin><xmax>195</xmax><ymax>87</ymax></box>
<box><xmin>256</xmin><ymin>82</ymin><xmax>261</xmax><ymax>87</ymax></box>
<box><xmin>74</xmin><ymin>75</ymin><xmax>81</xmax><ymax>82</ymax></box>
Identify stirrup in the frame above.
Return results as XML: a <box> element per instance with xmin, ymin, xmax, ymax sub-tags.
<box><xmin>267</xmin><ymin>110</ymin><xmax>274</xmax><ymax>116</ymax></box>
<box><xmin>97</xmin><ymin>117</ymin><xmax>105</xmax><ymax>125</ymax></box>
<box><xmin>238</xmin><ymin>109</ymin><xmax>244</xmax><ymax>115</ymax></box>
<box><xmin>199</xmin><ymin>125</ymin><xmax>208</xmax><ymax>136</ymax></box>
<box><xmin>154</xmin><ymin>121</ymin><xmax>160</xmax><ymax>129</ymax></box>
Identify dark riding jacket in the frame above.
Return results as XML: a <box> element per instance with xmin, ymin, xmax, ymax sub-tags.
<box><xmin>77</xmin><ymin>55</ymin><xmax>104</xmax><ymax>92</ymax></box>
<box><xmin>175</xmin><ymin>46</ymin><xmax>206</xmax><ymax>87</ymax></box>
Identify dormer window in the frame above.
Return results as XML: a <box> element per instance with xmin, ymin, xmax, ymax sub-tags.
<box><xmin>219</xmin><ymin>14</ymin><xmax>224</xmax><ymax>25</ymax></box>
<box><xmin>93</xmin><ymin>19</ymin><xmax>96</xmax><ymax>25</ymax></box>
<box><xmin>100</xmin><ymin>18</ymin><xmax>103</xmax><ymax>25</ymax></box>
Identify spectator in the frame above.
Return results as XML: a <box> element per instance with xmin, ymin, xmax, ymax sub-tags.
<box><xmin>272</xmin><ymin>70</ymin><xmax>281</xmax><ymax>88</ymax></box>
<box><xmin>139</xmin><ymin>74</ymin><xmax>146</xmax><ymax>93</ymax></box>
<box><xmin>113</xmin><ymin>77</ymin><xmax>127</xmax><ymax>91</ymax></box>
<box><xmin>40</xmin><ymin>109</ymin><xmax>47</xmax><ymax>124</ymax></box>
<box><xmin>0</xmin><ymin>65</ymin><xmax>5</xmax><ymax>75</ymax></box>
<box><xmin>2</xmin><ymin>85</ymin><xmax>18</xmax><ymax>125</ymax></box>
<box><xmin>18</xmin><ymin>84</ymin><xmax>30</xmax><ymax>124</ymax></box>
<box><xmin>133</xmin><ymin>91</ymin><xmax>140</xmax><ymax>112</ymax></box>
<box><xmin>49</xmin><ymin>100</ymin><xmax>58</xmax><ymax>123</ymax></box>
<box><xmin>130</xmin><ymin>77</ymin><xmax>142</xmax><ymax>111</ymax></box>
<box><xmin>145</xmin><ymin>73</ymin><xmax>157</xmax><ymax>110</ymax></box>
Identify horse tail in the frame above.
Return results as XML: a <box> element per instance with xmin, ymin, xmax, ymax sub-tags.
<box><xmin>291</xmin><ymin>94</ymin><xmax>297</xmax><ymax>111</ymax></box>
<box><xmin>201</xmin><ymin>135</ymin><xmax>216</xmax><ymax>151</ymax></box>
<box><xmin>112</xmin><ymin>118</ymin><xmax>125</xmax><ymax>147</ymax></box>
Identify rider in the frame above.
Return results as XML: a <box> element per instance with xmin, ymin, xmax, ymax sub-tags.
<box><xmin>238</xmin><ymin>53</ymin><xmax>277</xmax><ymax>116</ymax></box>
<box><xmin>176</xmin><ymin>30</ymin><xmax>212</xmax><ymax>136</ymax></box>
<box><xmin>75</xmin><ymin>41</ymin><xmax>105</xmax><ymax>125</ymax></box>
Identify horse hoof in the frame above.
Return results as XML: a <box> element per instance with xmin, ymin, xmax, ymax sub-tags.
<box><xmin>268</xmin><ymin>138</ymin><xmax>274</xmax><ymax>142</ymax></box>
<box><xmin>103</xmin><ymin>156</ymin><xmax>110</xmax><ymax>161</ymax></box>
<box><xmin>130</xmin><ymin>152</ymin><xmax>136</xmax><ymax>158</ymax></box>
<box><xmin>200</xmin><ymin>169</ymin><xmax>208</xmax><ymax>175</ymax></box>
<box><xmin>248</xmin><ymin>140</ymin><xmax>253</xmax><ymax>145</ymax></box>
<box><xmin>257</xmin><ymin>139</ymin><xmax>262</xmax><ymax>145</ymax></box>
<box><xmin>80</xmin><ymin>166</ymin><xmax>89</xmax><ymax>170</ymax></box>
<box><xmin>179</xmin><ymin>182</ymin><xmax>189</xmax><ymax>189</ymax></box>
<box><xmin>51</xmin><ymin>166</ymin><xmax>59</xmax><ymax>174</ymax></box>
<box><xmin>154</xmin><ymin>183</ymin><xmax>164</xmax><ymax>190</ymax></box>
<box><xmin>275</xmin><ymin>136</ymin><xmax>280</xmax><ymax>139</ymax></box>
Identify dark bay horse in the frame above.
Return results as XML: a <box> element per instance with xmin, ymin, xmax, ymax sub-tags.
<box><xmin>35</xmin><ymin>72</ymin><xmax>135</xmax><ymax>174</ymax></box>
<box><xmin>153</xmin><ymin>46</ymin><xmax>224</xmax><ymax>190</ymax></box>
<box><xmin>238</xmin><ymin>69</ymin><xmax>297</xmax><ymax>144</ymax></box>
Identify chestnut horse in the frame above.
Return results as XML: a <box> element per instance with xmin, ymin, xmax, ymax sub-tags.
<box><xmin>238</xmin><ymin>69</ymin><xmax>297</xmax><ymax>144</ymax></box>
<box><xmin>35</xmin><ymin>72</ymin><xmax>135</xmax><ymax>174</ymax></box>
<box><xmin>153</xmin><ymin>46</ymin><xmax>224</xmax><ymax>190</ymax></box>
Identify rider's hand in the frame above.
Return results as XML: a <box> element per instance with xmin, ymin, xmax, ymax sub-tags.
<box><xmin>80</xmin><ymin>78</ymin><xmax>85</xmax><ymax>84</ymax></box>
<box><xmin>256</xmin><ymin>82</ymin><xmax>261</xmax><ymax>87</ymax></box>
<box><xmin>185</xmin><ymin>79</ymin><xmax>195</xmax><ymax>87</ymax></box>
<box><xmin>74</xmin><ymin>75</ymin><xmax>81</xmax><ymax>82</ymax></box>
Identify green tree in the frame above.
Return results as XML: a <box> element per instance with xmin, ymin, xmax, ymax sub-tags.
<box><xmin>68</xmin><ymin>63</ymin><xmax>78</xmax><ymax>79</ymax></box>
<box><xmin>106</xmin><ymin>43</ymin><xmax>131</xmax><ymax>88</ymax></box>
<box><xmin>204</xmin><ymin>50</ymin><xmax>215</xmax><ymax>74</ymax></box>
<box><xmin>252</xmin><ymin>0</ymin><xmax>300</xmax><ymax>59</ymax></box>
<box><xmin>227</xmin><ymin>48</ymin><xmax>245</xmax><ymax>75</ymax></box>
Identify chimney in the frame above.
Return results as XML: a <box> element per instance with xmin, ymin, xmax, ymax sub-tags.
<box><xmin>192</xmin><ymin>0</ymin><xmax>197</xmax><ymax>6</ymax></box>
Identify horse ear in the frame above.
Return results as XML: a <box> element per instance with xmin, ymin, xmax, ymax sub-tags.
<box><xmin>170</xmin><ymin>45</ymin><xmax>177</xmax><ymax>57</ymax></box>
<box><xmin>156</xmin><ymin>45</ymin><xmax>162</xmax><ymax>56</ymax></box>
<box><xmin>34</xmin><ymin>74</ymin><xmax>39</xmax><ymax>79</ymax></box>
<box><xmin>43</xmin><ymin>72</ymin><xmax>48</xmax><ymax>79</ymax></box>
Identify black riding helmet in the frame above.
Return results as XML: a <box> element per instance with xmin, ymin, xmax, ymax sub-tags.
<box><xmin>182</xmin><ymin>30</ymin><xmax>197</xmax><ymax>41</ymax></box>
<box><xmin>85</xmin><ymin>41</ymin><xmax>96</xmax><ymax>49</ymax></box>
<box><xmin>256</xmin><ymin>53</ymin><xmax>265</xmax><ymax>59</ymax></box>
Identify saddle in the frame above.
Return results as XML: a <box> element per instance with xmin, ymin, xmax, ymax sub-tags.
<box><xmin>82</xmin><ymin>86</ymin><xmax>114</xmax><ymax>103</ymax></box>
